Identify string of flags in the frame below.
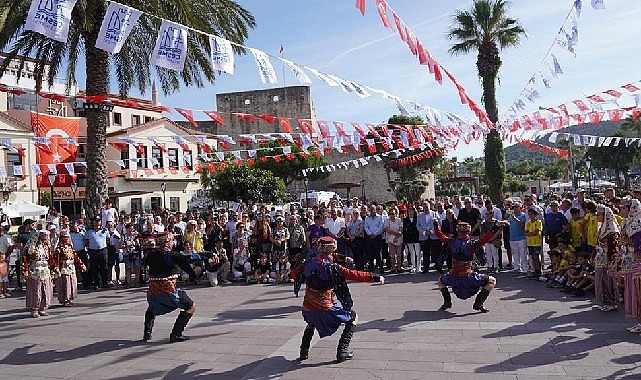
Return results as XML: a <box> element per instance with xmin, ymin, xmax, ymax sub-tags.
<box><xmin>17</xmin><ymin>0</ymin><xmax>484</xmax><ymax>129</ymax></box>
<box><xmin>502</xmin><ymin>79</ymin><xmax>641</xmax><ymax>134</ymax></box>
<box><xmin>354</xmin><ymin>0</ymin><xmax>491</xmax><ymax>126</ymax></box>
<box><xmin>517</xmin><ymin>140</ymin><xmax>569</xmax><ymax>158</ymax></box>
<box><xmin>502</xmin><ymin>0</ymin><xmax>607</xmax><ymax>123</ymax></box>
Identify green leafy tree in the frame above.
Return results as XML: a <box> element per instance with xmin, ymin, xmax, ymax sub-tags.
<box><xmin>362</xmin><ymin>115</ymin><xmax>443</xmax><ymax>200</ymax></box>
<box><xmin>0</xmin><ymin>1</ymin><xmax>255</xmax><ymax>215</ymax></box>
<box><xmin>253</xmin><ymin>141</ymin><xmax>329</xmax><ymax>185</ymax></box>
<box><xmin>204</xmin><ymin>164</ymin><xmax>285</xmax><ymax>203</ymax></box>
<box><xmin>448</xmin><ymin>0</ymin><xmax>526</xmax><ymax>204</ymax></box>
<box><xmin>586</xmin><ymin>130</ymin><xmax>637</xmax><ymax>189</ymax></box>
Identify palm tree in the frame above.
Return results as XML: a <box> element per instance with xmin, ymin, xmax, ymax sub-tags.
<box><xmin>0</xmin><ymin>1</ymin><xmax>255</xmax><ymax>215</ymax></box>
<box><xmin>447</xmin><ymin>0</ymin><xmax>526</xmax><ymax>204</ymax></box>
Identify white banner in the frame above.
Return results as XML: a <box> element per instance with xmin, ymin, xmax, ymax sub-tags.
<box><xmin>249</xmin><ymin>48</ymin><xmax>278</xmax><ymax>84</ymax></box>
<box><xmin>25</xmin><ymin>0</ymin><xmax>78</xmax><ymax>42</ymax></box>
<box><xmin>280</xmin><ymin>58</ymin><xmax>312</xmax><ymax>84</ymax></box>
<box><xmin>95</xmin><ymin>2</ymin><xmax>142</xmax><ymax>54</ymax></box>
<box><xmin>64</xmin><ymin>163</ymin><xmax>75</xmax><ymax>175</ymax></box>
<box><xmin>151</xmin><ymin>20</ymin><xmax>188</xmax><ymax>71</ymax></box>
<box><xmin>210</xmin><ymin>36</ymin><xmax>235</xmax><ymax>74</ymax></box>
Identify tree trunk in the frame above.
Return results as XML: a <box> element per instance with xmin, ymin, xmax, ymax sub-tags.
<box><xmin>83</xmin><ymin>3</ymin><xmax>109</xmax><ymax>218</ymax></box>
<box><xmin>478</xmin><ymin>43</ymin><xmax>504</xmax><ymax>205</ymax></box>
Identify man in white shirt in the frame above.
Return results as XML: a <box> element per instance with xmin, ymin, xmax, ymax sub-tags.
<box><xmin>417</xmin><ymin>203</ymin><xmax>443</xmax><ymax>273</ymax></box>
<box><xmin>325</xmin><ymin>208</ymin><xmax>346</xmax><ymax>255</ymax></box>
<box><xmin>100</xmin><ymin>199</ymin><xmax>118</xmax><ymax>229</ymax></box>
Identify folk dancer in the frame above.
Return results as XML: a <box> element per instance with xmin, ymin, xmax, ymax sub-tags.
<box><xmin>621</xmin><ymin>199</ymin><xmax>641</xmax><ymax>332</ymax></box>
<box><xmin>438</xmin><ymin>222</ymin><xmax>496</xmax><ymax>313</ymax></box>
<box><xmin>143</xmin><ymin>232</ymin><xmax>198</xmax><ymax>343</ymax></box>
<box><xmin>53</xmin><ymin>230</ymin><xmax>86</xmax><ymax>306</ymax></box>
<box><xmin>594</xmin><ymin>205</ymin><xmax>621</xmax><ymax>312</ymax></box>
<box><xmin>22</xmin><ymin>229</ymin><xmax>55</xmax><ymax>318</ymax></box>
<box><xmin>291</xmin><ymin>236</ymin><xmax>385</xmax><ymax>363</ymax></box>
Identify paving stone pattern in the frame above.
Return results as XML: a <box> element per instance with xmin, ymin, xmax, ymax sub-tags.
<box><xmin>0</xmin><ymin>271</ymin><xmax>640</xmax><ymax>380</ymax></box>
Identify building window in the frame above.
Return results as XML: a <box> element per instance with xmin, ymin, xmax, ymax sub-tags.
<box><xmin>113</xmin><ymin>112</ymin><xmax>122</xmax><ymax>125</ymax></box>
<box><xmin>169</xmin><ymin>197</ymin><xmax>180</xmax><ymax>212</ymax></box>
<box><xmin>131</xmin><ymin>198</ymin><xmax>142</xmax><ymax>212</ymax></box>
<box><xmin>183</xmin><ymin>150</ymin><xmax>193</xmax><ymax>170</ymax></box>
<box><xmin>273</xmin><ymin>95</ymin><xmax>279</xmax><ymax>102</ymax></box>
<box><xmin>150</xmin><ymin>196</ymin><xmax>161</xmax><ymax>211</ymax></box>
<box><xmin>6</xmin><ymin>152</ymin><xmax>23</xmax><ymax>177</ymax></box>
<box><xmin>132</xmin><ymin>114</ymin><xmax>141</xmax><ymax>126</ymax></box>
<box><xmin>151</xmin><ymin>146</ymin><xmax>163</xmax><ymax>168</ymax></box>
<box><xmin>144</xmin><ymin>116</ymin><xmax>154</xmax><ymax>123</ymax></box>
<box><xmin>8</xmin><ymin>91</ymin><xmax>38</xmax><ymax>111</ymax></box>
<box><xmin>244</xmin><ymin>99</ymin><xmax>251</xmax><ymax>105</ymax></box>
<box><xmin>120</xmin><ymin>147</ymin><xmax>130</xmax><ymax>169</ymax></box>
<box><xmin>168</xmin><ymin>148</ymin><xmax>179</xmax><ymax>168</ymax></box>
<box><xmin>136</xmin><ymin>146</ymin><xmax>148</xmax><ymax>169</ymax></box>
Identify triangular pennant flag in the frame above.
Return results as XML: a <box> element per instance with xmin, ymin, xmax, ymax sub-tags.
<box><xmin>175</xmin><ymin>108</ymin><xmax>198</xmax><ymax>128</ymax></box>
<box><xmin>375</xmin><ymin>0</ymin><xmax>392</xmax><ymax>28</ymax></box>
<box><xmin>277</xmin><ymin>117</ymin><xmax>293</xmax><ymax>133</ymax></box>
<box><xmin>31</xmin><ymin>165</ymin><xmax>42</xmax><ymax>175</ymax></box>
<box><xmin>280</xmin><ymin>58</ymin><xmax>312</xmax><ymax>84</ymax></box>
<box><xmin>203</xmin><ymin>110</ymin><xmax>225</xmax><ymax>125</ymax></box>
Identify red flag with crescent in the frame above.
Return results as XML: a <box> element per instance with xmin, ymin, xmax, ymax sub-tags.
<box><xmin>31</xmin><ymin>112</ymin><xmax>79</xmax><ymax>188</ymax></box>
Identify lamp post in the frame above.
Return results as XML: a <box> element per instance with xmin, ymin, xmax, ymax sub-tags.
<box><xmin>586</xmin><ymin>157</ymin><xmax>592</xmax><ymax>197</ymax></box>
<box><xmin>303</xmin><ymin>177</ymin><xmax>309</xmax><ymax>209</ymax></box>
<box><xmin>70</xmin><ymin>181</ymin><xmax>78</xmax><ymax>219</ymax></box>
<box><xmin>47</xmin><ymin>172</ymin><xmax>56</xmax><ymax>211</ymax></box>
<box><xmin>160</xmin><ymin>182</ymin><xmax>167</xmax><ymax>210</ymax></box>
<box><xmin>360</xmin><ymin>179</ymin><xmax>365</xmax><ymax>203</ymax></box>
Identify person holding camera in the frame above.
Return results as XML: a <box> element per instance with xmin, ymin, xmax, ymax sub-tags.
<box><xmin>206</xmin><ymin>239</ymin><xmax>230</xmax><ymax>286</ymax></box>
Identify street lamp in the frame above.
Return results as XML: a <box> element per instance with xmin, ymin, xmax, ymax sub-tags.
<box><xmin>586</xmin><ymin>157</ymin><xmax>592</xmax><ymax>197</ymax></box>
<box><xmin>303</xmin><ymin>177</ymin><xmax>309</xmax><ymax>209</ymax></box>
<box><xmin>360</xmin><ymin>179</ymin><xmax>365</xmax><ymax>203</ymax></box>
<box><xmin>70</xmin><ymin>181</ymin><xmax>78</xmax><ymax>219</ymax></box>
<box><xmin>160</xmin><ymin>182</ymin><xmax>167</xmax><ymax>210</ymax></box>
<box><xmin>47</xmin><ymin>172</ymin><xmax>56</xmax><ymax>211</ymax></box>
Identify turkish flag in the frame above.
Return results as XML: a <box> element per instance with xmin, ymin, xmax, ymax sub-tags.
<box><xmin>203</xmin><ymin>110</ymin><xmax>225</xmax><ymax>125</ymax></box>
<box><xmin>355</xmin><ymin>0</ymin><xmax>365</xmax><ymax>15</ymax></box>
<box><xmin>277</xmin><ymin>117</ymin><xmax>293</xmax><ymax>133</ymax></box>
<box><xmin>175</xmin><ymin>108</ymin><xmax>198</xmax><ymax>128</ymax></box>
<box><xmin>31</xmin><ymin>112</ymin><xmax>79</xmax><ymax>188</ymax></box>
<box><xmin>257</xmin><ymin>114</ymin><xmax>275</xmax><ymax>123</ymax></box>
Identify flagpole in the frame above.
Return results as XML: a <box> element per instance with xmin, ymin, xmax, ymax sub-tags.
<box><xmin>280</xmin><ymin>44</ymin><xmax>285</xmax><ymax>88</ymax></box>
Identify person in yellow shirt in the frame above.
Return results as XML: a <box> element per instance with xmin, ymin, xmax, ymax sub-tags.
<box><xmin>582</xmin><ymin>201</ymin><xmax>599</xmax><ymax>249</ymax></box>
<box><xmin>525</xmin><ymin>208</ymin><xmax>543</xmax><ymax>278</ymax></box>
<box><xmin>568</xmin><ymin>208</ymin><xmax>584</xmax><ymax>249</ymax></box>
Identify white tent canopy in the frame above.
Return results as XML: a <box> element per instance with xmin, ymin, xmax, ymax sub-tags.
<box><xmin>550</xmin><ymin>182</ymin><xmax>573</xmax><ymax>189</ymax></box>
<box><xmin>4</xmin><ymin>200</ymin><xmax>48</xmax><ymax>218</ymax></box>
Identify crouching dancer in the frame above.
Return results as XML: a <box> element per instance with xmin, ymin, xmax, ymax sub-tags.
<box><xmin>438</xmin><ymin>222</ymin><xmax>496</xmax><ymax>313</ymax></box>
<box><xmin>291</xmin><ymin>236</ymin><xmax>384</xmax><ymax>363</ymax></box>
<box><xmin>143</xmin><ymin>232</ymin><xmax>197</xmax><ymax>343</ymax></box>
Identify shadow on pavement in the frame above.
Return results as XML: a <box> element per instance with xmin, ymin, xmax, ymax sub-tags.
<box><xmin>475</xmin><ymin>308</ymin><xmax>641</xmax><ymax>377</ymax></box>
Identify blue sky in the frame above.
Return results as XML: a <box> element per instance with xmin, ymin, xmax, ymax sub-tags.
<box><xmin>151</xmin><ymin>0</ymin><xmax>641</xmax><ymax>159</ymax></box>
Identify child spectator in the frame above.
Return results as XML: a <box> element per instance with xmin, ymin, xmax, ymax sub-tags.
<box><xmin>272</xmin><ymin>253</ymin><xmax>291</xmax><ymax>284</ymax></box>
<box><xmin>525</xmin><ymin>208</ymin><xmax>543</xmax><ymax>278</ymax></box>
<box><xmin>560</xmin><ymin>252</ymin><xmax>594</xmax><ymax>296</ymax></box>
<box><xmin>0</xmin><ymin>252</ymin><xmax>9</xmax><ymax>298</ymax></box>
<box><xmin>249</xmin><ymin>253</ymin><xmax>274</xmax><ymax>284</ymax></box>
<box><xmin>232</xmin><ymin>239</ymin><xmax>252</xmax><ymax>281</ymax></box>
<box><xmin>568</xmin><ymin>207</ymin><xmax>584</xmax><ymax>249</ymax></box>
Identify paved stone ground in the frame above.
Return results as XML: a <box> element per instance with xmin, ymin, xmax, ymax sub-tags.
<box><xmin>1</xmin><ymin>270</ymin><xmax>640</xmax><ymax>380</ymax></box>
